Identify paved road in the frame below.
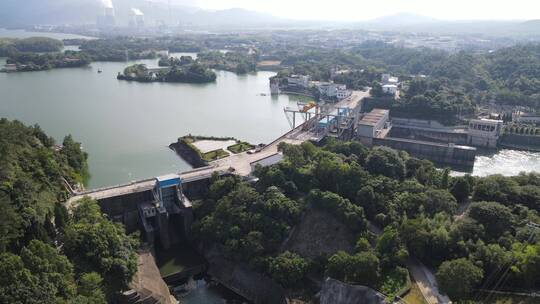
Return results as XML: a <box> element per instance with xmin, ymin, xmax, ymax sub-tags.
<box><xmin>407</xmin><ymin>259</ymin><xmax>452</xmax><ymax>304</ymax></box>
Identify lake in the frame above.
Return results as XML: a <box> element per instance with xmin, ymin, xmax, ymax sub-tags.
<box><xmin>0</xmin><ymin>30</ymin><xmax>539</xmax><ymax>188</ymax></box>
<box><xmin>0</xmin><ymin>56</ymin><xmax>306</xmax><ymax>188</ymax></box>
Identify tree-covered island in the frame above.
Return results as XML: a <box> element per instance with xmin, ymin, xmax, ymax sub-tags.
<box><xmin>117</xmin><ymin>61</ymin><xmax>216</xmax><ymax>83</ymax></box>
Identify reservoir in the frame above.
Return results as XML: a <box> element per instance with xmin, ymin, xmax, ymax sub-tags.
<box><xmin>0</xmin><ymin>55</ymin><xmax>305</xmax><ymax>188</ymax></box>
<box><xmin>0</xmin><ymin>30</ymin><xmax>539</xmax><ymax>189</ymax></box>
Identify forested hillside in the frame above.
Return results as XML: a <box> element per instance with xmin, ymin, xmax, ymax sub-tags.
<box><xmin>193</xmin><ymin>138</ymin><xmax>540</xmax><ymax>302</ymax></box>
<box><xmin>0</xmin><ymin>119</ymin><xmax>137</xmax><ymax>303</ymax></box>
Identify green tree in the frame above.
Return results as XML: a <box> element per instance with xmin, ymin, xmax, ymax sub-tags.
<box><xmin>468</xmin><ymin>201</ymin><xmax>514</xmax><ymax>239</ymax></box>
<box><xmin>436</xmin><ymin>258</ymin><xmax>483</xmax><ymax>301</ymax></box>
<box><xmin>450</xmin><ymin>176</ymin><xmax>472</xmax><ymax>203</ymax></box>
<box><xmin>267</xmin><ymin>251</ymin><xmax>308</xmax><ymax>286</ymax></box>
<box><xmin>71</xmin><ymin>272</ymin><xmax>107</xmax><ymax>304</ymax></box>
<box><xmin>424</xmin><ymin>189</ymin><xmax>458</xmax><ymax>216</ymax></box>
<box><xmin>327</xmin><ymin>251</ymin><xmax>380</xmax><ymax>286</ymax></box>
<box><xmin>63</xmin><ymin>198</ymin><xmax>138</xmax><ymax>298</ymax></box>
<box><xmin>365</xmin><ymin>147</ymin><xmax>406</xmax><ymax>180</ymax></box>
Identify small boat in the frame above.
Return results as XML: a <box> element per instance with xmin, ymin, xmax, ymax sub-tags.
<box><xmin>97</xmin><ymin>69</ymin><xmax>103</xmax><ymax>73</ymax></box>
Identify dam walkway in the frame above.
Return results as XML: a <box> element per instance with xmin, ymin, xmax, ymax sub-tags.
<box><xmin>65</xmin><ymin>90</ymin><xmax>369</xmax><ymax>207</ymax></box>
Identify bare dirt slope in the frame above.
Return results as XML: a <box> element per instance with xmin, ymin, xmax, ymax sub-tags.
<box><xmin>282</xmin><ymin>208</ymin><xmax>356</xmax><ymax>259</ymax></box>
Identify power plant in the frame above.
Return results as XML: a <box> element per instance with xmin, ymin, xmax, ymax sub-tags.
<box><xmin>130</xmin><ymin>8</ymin><xmax>145</xmax><ymax>28</ymax></box>
<box><xmin>97</xmin><ymin>0</ymin><xmax>116</xmax><ymax>28</ymax></box>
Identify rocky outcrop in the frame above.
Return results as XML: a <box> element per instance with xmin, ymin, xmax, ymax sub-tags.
<box><xmin>318</xmin><ymin>278</ymin><xmax>385</xmax><ymax>304</ymax></box>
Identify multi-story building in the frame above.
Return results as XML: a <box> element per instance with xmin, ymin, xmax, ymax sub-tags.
<box><xmin>317</xmin><ymin>82</ymin><xmax>351</xmax><ymax>100</ymax></box>
<box><xmin>467</xmin><ymin>119</ymin><xmax>503</xmax><ymax>148</ymax></box>
<box><xmin>287</xmin><ymin>75</ymin><xmax>310</xmax><ymax>88</ymax></box>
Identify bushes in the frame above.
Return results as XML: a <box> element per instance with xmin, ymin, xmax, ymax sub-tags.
<box><xmin>327</xmin><ymin>251</ymin><xmax>380</xmax><ymax>286</ymax></box>
<box><xmin>267</xmin><ymin>251</ymin><xmax>308</xmax><ymax>286</ymax></box>
<box><xmin>436</xmin><ymin>258</ymin><xmax>483</xmax><ymax>301</ymax></box>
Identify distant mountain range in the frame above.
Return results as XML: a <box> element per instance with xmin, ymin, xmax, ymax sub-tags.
<box><xmin>368</xmin><ymin>13</ymin><xmax>439</xmax><ymax>26</ymax></box>
<box><xmin>0</xmin><ymin>0</ymin><xmax>285</xmax><ymax>28</ymax></box>
<box><xmin>0</xmin><ymin>1</ymin><xmax>539</xmax><ymax>36</ymax></box>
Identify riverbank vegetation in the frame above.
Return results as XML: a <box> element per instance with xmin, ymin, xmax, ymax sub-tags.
<box><xmin>192</xmin><ymin>138</ymin><xmax>540</xmax><ymax>302</ymax></box>
<box><xmin>0</xmin><ymin>119</ymin><xmax>138</xmax><ymax>303</ymax></box>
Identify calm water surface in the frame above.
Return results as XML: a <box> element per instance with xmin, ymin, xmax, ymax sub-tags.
<box><xmin>0</xmin><ymin>31</ymin><xmax>539</xmax><ymax>188</ymax></box>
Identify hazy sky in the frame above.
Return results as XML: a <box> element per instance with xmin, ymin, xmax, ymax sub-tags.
<box><xmin>188</xmin><ymin>0</ymin><xmax>540</xmax><ymax>21</ymax></box>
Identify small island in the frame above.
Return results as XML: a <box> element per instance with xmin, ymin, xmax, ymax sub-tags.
<box><xmin>117</xmin><ymin>61</ymin><xmax>216</xmax><ymax>84</ymax></box>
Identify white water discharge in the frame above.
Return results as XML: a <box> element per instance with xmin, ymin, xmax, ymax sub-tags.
<box><xmin>472</xmin><ymin>149</ymin><xmax>540</xmax><ymax>176</ymax></box>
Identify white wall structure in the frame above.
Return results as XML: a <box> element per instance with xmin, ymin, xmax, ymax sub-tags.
<box><xmin>467</xmin><ymin>119</ymin><xmax>503</xmax><ymax>148</ymax></box>
<box><xmin>514</xmin><ymin>113</ymin><xmax>540</xmax><ymax>125</ymax></box>
<box><xmin>287</xmin><ymin>75</ymin><xmax>310</xmax><ymax>88</ymax></box>
<box><xmin>357</xmin><ymin>109</ymin><xmax>390</xmax><ymax>146</ymax></box>
<box><xmin>382</xmin><ymin>84</ymin><xmax>398</xmax><ymax>96</ymax></box>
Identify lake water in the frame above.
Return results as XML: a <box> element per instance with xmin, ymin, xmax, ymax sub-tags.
<box><xmin>0</xmin><ymin>29</ymin><xmax>539</xmax><ymax>187</ymax></box>
<box><xmin>0</xmin><ymin>55</ymin><xmax>305</xmax><ymax>188</ymax></box>
<box><xmin>1</xmin><ymin>57</ymin><xmax>540</xmax><ymax>187</ymax></box>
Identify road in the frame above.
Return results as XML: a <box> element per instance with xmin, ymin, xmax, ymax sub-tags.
<box><xmin>367</xmin><ymin>221</ymin><xmax>451</xmax><ymax>304</ymax></box>
<box><xmin>406</xmin><ymin>259</ymin><xmax>452</xmax><ymax>304</ymax></box>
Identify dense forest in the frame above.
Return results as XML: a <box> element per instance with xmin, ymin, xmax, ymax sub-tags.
<box><xmin>0</xmin><ymin>37</ymin><xmax>64</xmax><ymax>56</ymax></box>
<box><xmin>198</xmin><ymin>51</ymin><xmax>258</xmax><ymax>74</ymax></box>
<box><xmin>193</xmin><ymin>138</ymin><xmax>540</xmax><ymax>302</ymax></box>
<box><xmin>0</xmin><ymin>119</ymin><xmax>138</xmax><ymax>303</ymax></box>
<box><xmin>274</xmin><ymin>40</ymin><xmax>540</xmax><ymax>122</ymax></box>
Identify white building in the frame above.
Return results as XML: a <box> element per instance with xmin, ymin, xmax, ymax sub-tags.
<box><xmin>357</xmin><ymin>109</ymin><xmax>390</xmax><ymax>146</ymax></box>
<box><xmin>467</xmin><ymin>119</ymin><xmax>503</xmax><ymax>148</ymax></box>
<box><xmin>287</xmin><ymin>75</ymin><xmax>310</xmax><ymax>88</ymax></box>
<box><xmin>317</xmin><ymin>82</ymin><xmax>351</xmax><ymax>100</ymax></box>
<box><xmin>382</xmin><ymin>74</ymin><xmax>399</xmax><ymax>85</ymax></box>
<box><xmin>337</xmin><ymin>88</ymin><xmax>352</xmax><ymax>99</ymax></box>
<box><xmin>382</xmin><ymin>84</ymin><xmax>398</xmax><ymax>96</ymax></box>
